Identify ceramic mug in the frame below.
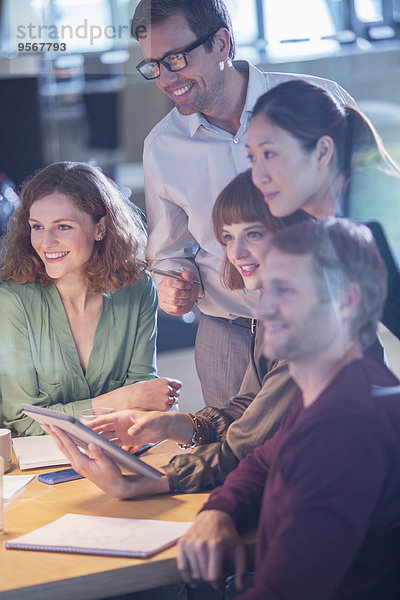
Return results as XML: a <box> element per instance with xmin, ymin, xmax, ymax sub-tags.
<box><xmin>0</xmin><ymin>428</ymin><xmax>12</xmax><ymax>472</ymax></box>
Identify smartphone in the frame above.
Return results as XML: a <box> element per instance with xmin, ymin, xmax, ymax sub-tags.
<box><xmin>38</xmin><ymin>468</ymin><xmax>84</xmax><ymax>485</ymax></box>
<box><xmin>37</xmin><ymin>446</ymin><xmax>158</xmax><ymax>485</ymax></box>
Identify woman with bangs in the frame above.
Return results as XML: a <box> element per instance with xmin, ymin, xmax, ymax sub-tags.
<box><xmin>46</xmin><ymin>169</ymin><xmax>308</xmax><ymax>498</ymax></box>
<box><xmin>0</xmin><ymin>161</ymin><xmax>181</xmax><ymax>436</ymax></box>
<box><xmin>213</xmin><ymin>169</ymin><xmax>309</xmax><ymax>294</ymax></box>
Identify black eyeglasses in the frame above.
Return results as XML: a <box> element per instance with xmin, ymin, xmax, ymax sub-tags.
<box><xmin>136</xmin><ymin>30</ymin><xmax>218</xmax><ymax>80</ymax></box>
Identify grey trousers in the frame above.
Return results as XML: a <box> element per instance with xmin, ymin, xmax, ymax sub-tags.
<box><xmin>195</xmin><ymin>314</ymin><xmax>252</xmax><ymax>409</ymax></box>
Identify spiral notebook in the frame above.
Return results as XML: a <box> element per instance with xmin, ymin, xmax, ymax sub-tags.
<box><xmin>4</xmin><ymin>513</ymin><xmax>192</xmax><ymax>558</ymax></box>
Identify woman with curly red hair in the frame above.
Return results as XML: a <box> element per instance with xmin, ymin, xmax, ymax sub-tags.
<box><xmin>0</xmin><ymin>162</ymin><xmax>181</xmax><ymax>436</ymax></box>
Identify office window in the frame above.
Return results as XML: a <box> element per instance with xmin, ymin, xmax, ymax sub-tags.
<box><xmin>394</xmin><ymin>0</ymin><xmax>400</xmax><ymax>20</ymax></box>
<box><xmin>352</xmin><ymin>0</ymin><xmax>397</xmax><ymax>38</ymax></box>
<box><xmin>4</xmin><ymin>0</ymin><xmax>400</xmax><ymax>60</ymax></box>
<box><xmin>325</xmin><ymin>0</ymin><xmax>348</xmax><ymax>31</ymax></box>
<box><xmin>2</xmin><ymin>0</ymin><xmax>44</xmax><ymax>55</ymax></box>
<box><xmin>354</xmin><ymin>0</ymin><xmax>383</xmax><ymax>22</ymax></box>
<box><xmin>263</xmin><ymin>0</ymin><xmax>339</xmax><ymax>60</ymax></box>
<box><xmin>228</xmin><ymin>0</ymin><xmax>399</xmax><ymax>60</ymax></box>
<box><xmin>51</xmin><ymin>0</ymin><xmax>114</xmax><ymax>53</ymax></box>
<box><xmin>224</xmin><ymin>0</ymin><xmax>259</xmax><ymax>62</ymax></box>
<box><xmin>225</xmin><ymin>0</ymin><xmax>258</xmax><ymax>44</ymax></box>
<box><xmin>5</xmin><ymin>0</ymin><xmax>130</xmax><ymax>55</ymax></box>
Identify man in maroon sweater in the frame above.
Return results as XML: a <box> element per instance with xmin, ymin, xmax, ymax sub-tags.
<box><xmin>177</xmin><ymin>218</ymin><xmax>400</xmax><ymax>600</ymax></box>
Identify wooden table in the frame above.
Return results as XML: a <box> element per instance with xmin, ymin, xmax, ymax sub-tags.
<box><xmin>0</xmin><ymin>441</ymin><xmax>213</xmax><ymax>599</ymax></box>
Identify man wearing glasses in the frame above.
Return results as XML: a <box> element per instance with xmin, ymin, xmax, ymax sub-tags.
<box><xmin>131</xmin><ymin>0</ymin><xmax>354</xmax><ymax>408</ymax></box>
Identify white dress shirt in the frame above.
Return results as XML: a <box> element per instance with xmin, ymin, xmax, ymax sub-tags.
<box><xmin>144</xmin><ymin>61</ymin><xmax>355</xmax><ymax>319</ymax></box>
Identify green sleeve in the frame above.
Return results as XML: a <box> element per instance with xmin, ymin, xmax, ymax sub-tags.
<box><xmin>0</xmin><ymin>286</ymin><xmax>77</xmax><ymax>436</ymax></box>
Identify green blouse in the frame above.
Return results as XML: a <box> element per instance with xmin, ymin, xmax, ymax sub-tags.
<box><xmin>0</xmin><ymin>275</ymin><xmax>158</xmax><ymax>436</ymax></box>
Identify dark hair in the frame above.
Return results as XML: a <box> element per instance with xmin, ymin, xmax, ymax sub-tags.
<box><xmin>212</xmin><ymin>170</ymin><xmax>311</xmax><ymax>290</ymax></box>
<box><xmin>251</xmin><ymin>79</ymin><xmax>400</xmax><ymax>186</ymax></box>
<box><xmin>269</xmin><ymin>218</ymin><xmax>388</xmax><ymax>350</ymax></box>
<box><xmin>0</xmin><ymin>162</ymin><xmax>147</xmax><ymax>293</ymax></box>
<box><xmin>131</xmin><ymin>0</ymin><xmax>236</xmax><ymax>60</ymax></box>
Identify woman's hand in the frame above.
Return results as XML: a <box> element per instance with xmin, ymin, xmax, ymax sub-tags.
<box><xmin>127</xmin><ymin>378</ymin><xmax>182</xmax><ymax>411</ymax></box>
<box><xmin>46</xmin><ymin>425</ymin><xmax>170</xmax><ymax>499</ymax></box>
<box><xmin>92</xmin><ymin>377</ymin><xmax>182</xmax><ymax>413</ymax></box>
<box><xmin>88</xmin><ymin>409</ymin><xmax>194</xmax><ymax>448</ymax></box>
<box><xmin>87</xmin><ymin>409</ymin><xmax>144</xmax><ymax>447</ymax></box>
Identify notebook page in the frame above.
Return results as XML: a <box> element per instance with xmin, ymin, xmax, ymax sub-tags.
<box><xmin>12</xmin><ymin>436</ymin><xmax>70</xmax><ymax>469</ymax></box>
<box><xmin>5</xmin><ymin>513</ymin><xmax>193</xmax><ymax>557</ymax></box>
<box><xmin>3</xmin><ymin>475</ymin><xmax>36</xmax><ymax>503</ymax></box>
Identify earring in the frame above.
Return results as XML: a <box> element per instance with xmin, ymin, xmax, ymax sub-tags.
<box><xmin>219</xmin><ymin>60</ymin><xmax>225</xmax><ymax>72</ymax></box>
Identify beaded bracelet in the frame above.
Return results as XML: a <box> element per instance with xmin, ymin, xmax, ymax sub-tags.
<box><xmin>178</xmin><ymin>413</ymin><xmax>202</xmax><ymax>449</ymax></box>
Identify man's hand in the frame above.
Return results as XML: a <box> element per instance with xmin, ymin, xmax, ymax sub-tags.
<box><xmin>157</xmin><ymin>270</ymin><xmax>200</xmax><ymax>316</ymax></box>
<box><xmin>46</xmin><ymin>425</ymin><xmax>170</xmax><ymax>498</ymax></box>
<box><xmin>177</xmin><ymin>510</ymin><xmax>246</xmax><ymax>591</ymax></box>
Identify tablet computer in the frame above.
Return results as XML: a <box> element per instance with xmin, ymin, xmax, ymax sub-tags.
<box><xmin>22</xmin><ymin>404</ymin><xmax>163</xmax><ymax>480</ymax></box>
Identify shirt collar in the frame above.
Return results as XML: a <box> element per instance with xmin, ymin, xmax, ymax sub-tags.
<box><xmin>240</xmin><ymin>60</ymin><xmax>268</xmax><ymax>118</ymax></box>
<box><xmin>187</xmin><ymin>60</ymin><xmax>266</xmax><ymax>137</ymax></box>
<box><xmin>187</xmin><ymin>111</ymin><xmax>213</xmax><ymax>137</ymax></box>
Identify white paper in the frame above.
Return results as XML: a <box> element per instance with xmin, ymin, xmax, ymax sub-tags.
<box><xmin>3</xmin><ymin>475</ymin><xmax>35</xmax><ymax>503</ymax></box>
<box><xmin>12</xmin><ymin>435</ymin><xmax>70</xmax><ymax>470</ymax></box>
<box><xmin>5</xmin><ymin>513</ymin><xmax>193</xmax><ymax>557</ymax></box>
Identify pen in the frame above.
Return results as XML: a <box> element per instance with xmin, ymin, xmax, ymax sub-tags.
<box><xmin>149</xmin><ymin>267</ymin><xmax>201</xmax><ymax>285</ymax></box>
<box><xmin>134</xmin><ymin>442</ymin><xmax>160</xmax><ymax>456</ymax></box>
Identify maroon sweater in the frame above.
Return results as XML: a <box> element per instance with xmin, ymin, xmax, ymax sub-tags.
<box><xmin>202</xmin><ymin>356</ymin><xmax>400</xmax><ymax>599</ymax></box>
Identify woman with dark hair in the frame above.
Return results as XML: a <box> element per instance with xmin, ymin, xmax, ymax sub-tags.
<box><xmin>247</xmin><ymin>78</ymin><xmax>399</xmax><ymax>220</ymax></box>
<box><xmin>247</xmin><ymin>78</ymin><xmax>400</xmax><ymax>344</ymax></box>
<box><xmin>0</xmin><ymin>162</ymin><xmax>181</xmax><ymax>436</ymax></box>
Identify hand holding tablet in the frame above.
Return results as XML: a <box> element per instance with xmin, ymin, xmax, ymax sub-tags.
<box><xmin>22</xmin><ymin>404</ymin><xmax>163</xmax><ymax>481</ymax></box>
